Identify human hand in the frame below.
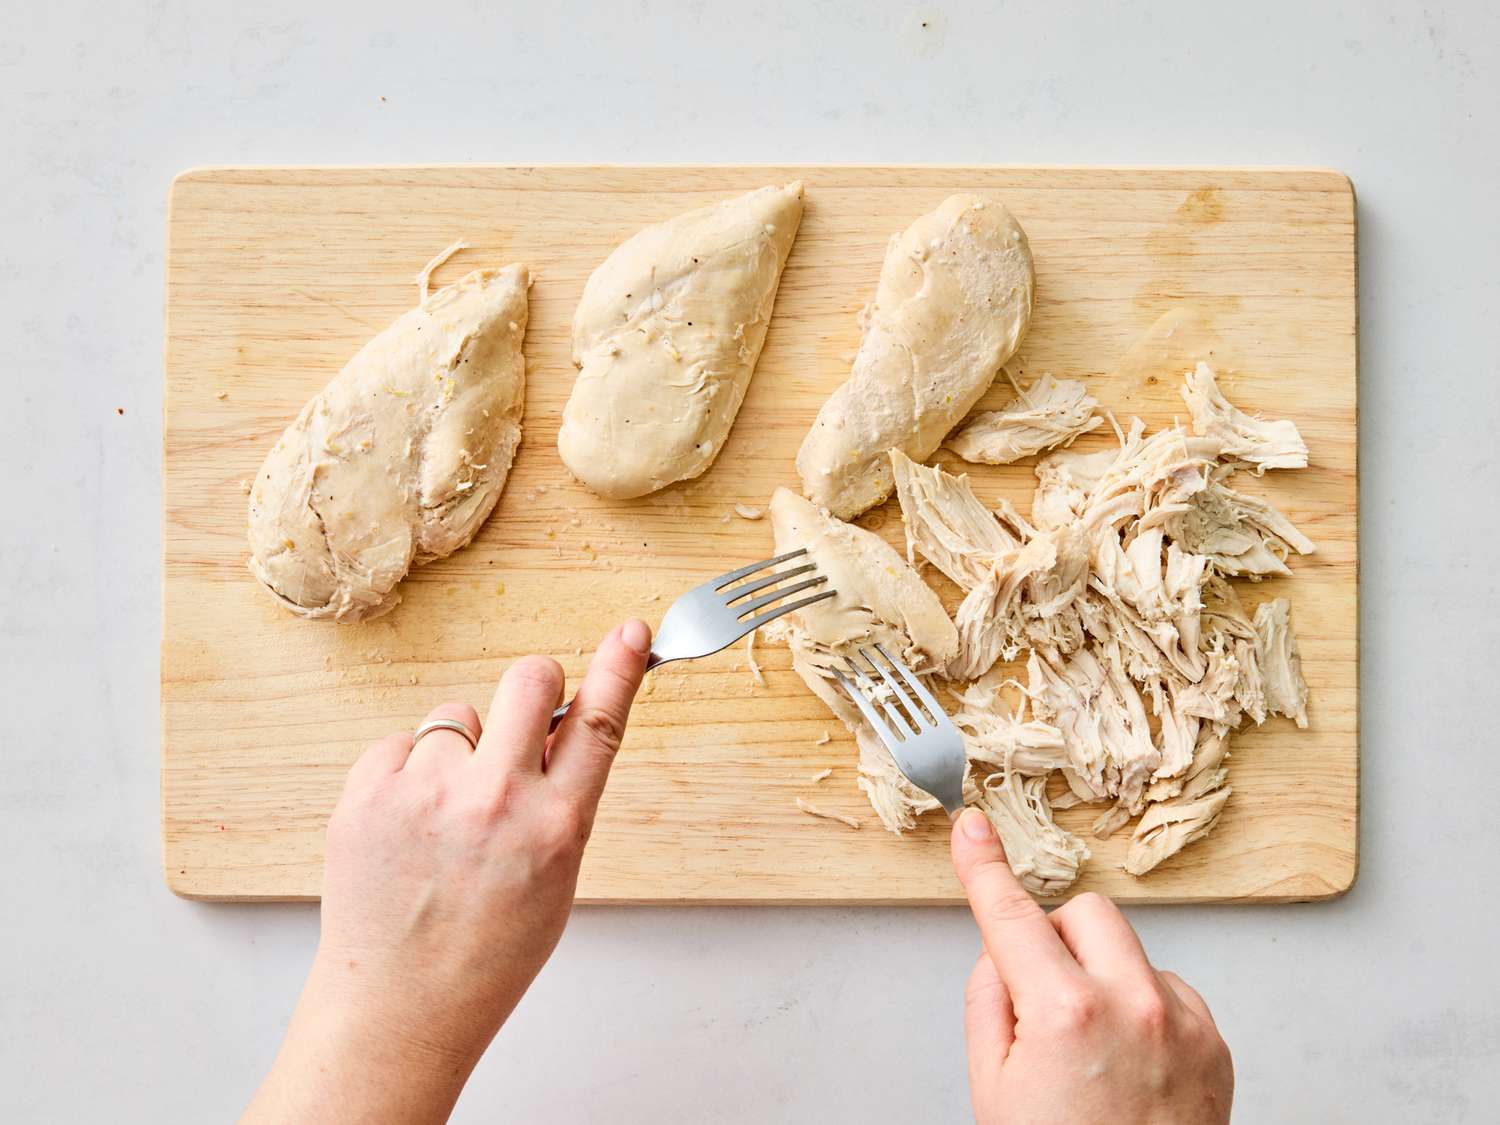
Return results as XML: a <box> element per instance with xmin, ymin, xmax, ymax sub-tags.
<box><xmin>950</xmin><ymin>808</ymin><xmax>1233</xmax><ymax>1125</ymax></box>
<box><xmin>243</xmin><ymin>620</ymin><xmax>652</xmax><ymax>1124</ymax></box>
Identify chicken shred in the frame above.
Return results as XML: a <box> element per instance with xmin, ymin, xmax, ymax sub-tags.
<box><xmin>1182</xmin><ymin>363</ymin><xmax>1308</xmax><ymax>473</ymax></box>
<box><xmin>946</xmin><ymin>374</ymin><xmax>1102</xmax><ymax>465</ymax></box>
<box><xmin>1254</xmin><ymin>597</ymin><xmax>1310</xmax><ymax>728</ymax></box>
<box><xmin>795</xmin><ymin>797</ymin><xmax>861</xmax><ymax>830</ymax></box>
<box><xmin>974</xmin><ymin>770</ymin><xmax>1091</xmax><ymax>896</ymax></box>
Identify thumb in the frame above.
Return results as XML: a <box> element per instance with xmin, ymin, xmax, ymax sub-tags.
<box><xmin>950</xmin><ymin>807</ymin><xmax>1076</xmax><ymax>994</ymax></box>
<box><xmin>547</xmin><ymin>619</ymin><xmax>652</xmax><ymax>806</ymax></box>
<box><xmin>950</xmin><ymin>806</ymin><xmax>1022</xmax><ymax>894</ymax></box>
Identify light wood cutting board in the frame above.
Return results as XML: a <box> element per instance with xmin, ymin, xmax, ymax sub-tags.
<box><xmin>163</xmin><ymin>165</ymin><xmax>1357</xmax><ymax>903</ymax></box>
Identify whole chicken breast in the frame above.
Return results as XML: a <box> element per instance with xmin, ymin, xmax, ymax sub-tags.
<box><xmin>796</xmin><ymin>194</ymin><xmax>1034</xmax><ymax>518</ymax></box>
<box><xmin>248</xmin><ymin>264</ymin><xmax>528</xmax><ymax>622</ymax></box>
<box><xmin>558</xmin><ymin>183</ymin><xmax>804</xmax><ymax>499</ymax></box>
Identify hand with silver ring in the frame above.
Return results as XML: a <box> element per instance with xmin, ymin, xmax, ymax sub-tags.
<box><xmin>412</xmin><ymin>717</ymin><xmax>478</xmax><ymax>750</ymax></box>
<box><xmin>244</xmin><ymin>619</ymin><xmax>654</xmax><ymax>1123</ymax></box>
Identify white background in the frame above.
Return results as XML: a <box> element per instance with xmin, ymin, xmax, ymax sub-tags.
<box><xmin>3</xmin><ymin>1</ymin><xmax>1497</xmax><ymax>1121</ymax></box>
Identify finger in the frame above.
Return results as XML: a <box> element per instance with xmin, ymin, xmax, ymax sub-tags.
<box><xmin>547</xmin><ymin>619</ymin><xmax>651</xmax><ymax>807</ymax></box>
<box><xmin>476</xmin><ymin>655</ymin><xmax>565</xmax><ymax>774</ymax></box>
<box><xmin>950</xmin><ymin>808</ymin><xmax>1080</xmax><ymax>999</ymax></box>
<box><xmin>404</xmin><ymin>701</ymin><xmax>482</xmax><ymax>774</ymax></box>
<box><xmin>344</xmin><ymin>731</ymin><xmax>414</xmax><ymax>789</ymax></box>
<box><xmin>1048</xmin><ymin>892</ymin><xmax>1155</xmax><ymax>984</ymax></box>
<box><xmin>965</xmin><ymin>952</ymin><xmax>1016</xmax><ymax>1088</ymax></box>
<box><xmin>1159</xmin><ymin>970</ymin><xmax>1218</xmax><ymax>1027</ymax></box>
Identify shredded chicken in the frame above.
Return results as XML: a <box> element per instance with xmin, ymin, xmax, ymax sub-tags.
<box><xmin>947</xmin><ymin>374</ymin><xmax>1101</xmax><ymax>465</ymax></box>
<box><xmin>774</xmin><ymin>342</ymin><xmax>1316</xmax><ymax>895</ymax></box>
<box><xmin>1182</xmin><ymin>363</ymin><xmax>1308</xmax><ymax>473</ymax></box>
<box><xmin>1166</xmin><ymin>467</ymin><xmax>1315</xmax><ymax>578</ymax></box>
<box><xmin>951</xmin><ymin>678</ymin><xmax>1072</xmax><ymax>776</ymax></box>
<box><xmin>1128</xmin><ymin>729</ymin><xmax>1233</xmax><ymax>875</ymax></box>
<box><xmin>974</xmin><ymin>770</ymin><xmax>1090</xmax><ymax>896</ymax></box>
<box><xmin>745</xmin><ymin>632</ymin><xmax>765</xmax><ymax>687</ymax></box>
<box><xmin>1254</xmin><ymin>597</ymin><xmax>1309</xmax><ymax>727</ymax></box>
<box><xmin>795</xmin><ymin>797</ymin><xmax>861</xmax><ymax>830</ymax></box>
<box><xmin>892</xmin><ymin>451</ymin><xmax>1087</xmax><ymax>679</ymax></box>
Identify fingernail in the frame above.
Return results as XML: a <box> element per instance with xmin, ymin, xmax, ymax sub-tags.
<box><xmin>959</xmin><ymin>807</ymin><xmax>994</xmax><ymax>842</ymax></box>
<box><xmin>620</xmin><ymin>618</ymin><xmax>651</xmax><ymax>654</ymax></box>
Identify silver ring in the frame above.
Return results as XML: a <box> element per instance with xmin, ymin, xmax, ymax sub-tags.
<box><xmin>413</xmin><ymin>718</ymin><xmax>478</xmax><ymax>750</ymax></box>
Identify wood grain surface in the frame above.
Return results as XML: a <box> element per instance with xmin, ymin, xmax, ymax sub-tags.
<box><xmin>163</xmin><ymin>166</ymin><xmax>1357</xmax><ymax>903</ymax></box>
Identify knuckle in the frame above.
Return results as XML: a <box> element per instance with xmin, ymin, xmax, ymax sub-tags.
<box><xmin>508</xmin><ymin>656</ymin><xmax>563</xmax><ymax>698</ymax></box>
<box><xmin>1132</xmin><ymin>989</ymin><xmax>1171</xmax><ymax>1036</ymax></box>
<box><xmin>575</xmin><ymin>705</ymin><xmax>627</xmax><ymax>754</ymax></box>
<box><xmin>1048</xmin><ymin>983</ymin><xmax>1101</xmax><ymax>1033</ymax></box>
<box><xmin>542</xmin><ymin>803</ymin><xmax>590</xmax><ymax>859</ymax></box>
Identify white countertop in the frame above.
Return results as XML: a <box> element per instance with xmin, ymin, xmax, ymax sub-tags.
<box><xmin>4</xmin><ymin>1</ymin><xmax>1497</xmax><ymax>1120</ymax></box>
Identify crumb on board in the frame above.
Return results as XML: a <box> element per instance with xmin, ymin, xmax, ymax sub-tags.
<box><xmin>814</xmin><ymin>729</ymin><xmax>832</xmax><ymax>745</ymax></box>
<box><xmin>215</xmin><ymin>390</ymin><xmax>228</xmax><ymax>400</ymax></box>
<box><xmin>239</xmin><ymin>479</ymin><xmax>251</xmax><ymax>495</ymax></box>
<box><xmin>322</xmin><ymin>655</ymin><xmax>333</xmax><ymax>671</ymax></box>
<box><xmin>734</xmin><ymin>503</ymin><xmax>764</xmax><ymax>520</ymax></box>
<box><xmin>745</xmin><ymin>633</ymin><xmax>765</xmax><ymax>687</ymax></box>
<box><xmin>719</xmin><ymin>513</ymin><xmax>732</xmax><ymax>524</ymax></box>
<box><xmin>811</xmin><ymin>767</ymin><xmax>832</xmax><ymax>784</ymax></box>
<box><xmin>795</xmin><ymin>797</ymin><xmax>860</xmax><ymax>830</ymax></box>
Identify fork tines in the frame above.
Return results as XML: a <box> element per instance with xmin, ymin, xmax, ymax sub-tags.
<box><xmin>833</xmin><ymin>645</ymin><xmax>941</xmax><ymax>742</ymax></box>
<box><xmin>717</xmin><ymin>547</ymin><xmax>835</xmax><ymax>631</ymax></box>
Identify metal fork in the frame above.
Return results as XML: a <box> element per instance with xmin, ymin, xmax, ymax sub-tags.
<box><xmin>549</xmin><ymin>548</ymin><xmax>835</xmax><ymax>731</ymax></box>
<box><xmin>832</xmin><ymin>644</ymin><xmax>967</xmax><ymax>816</ymax></box>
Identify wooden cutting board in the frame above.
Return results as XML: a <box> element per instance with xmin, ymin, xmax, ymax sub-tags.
<box><xmin>163</xmin><ymin>165</ymin><xmax>1357</xmax><ymax>903</ymax></box>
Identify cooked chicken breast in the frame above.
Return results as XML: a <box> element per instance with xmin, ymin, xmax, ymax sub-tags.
<box><xmin>558</xmin><ymin>183</ymin><xmax>804</xmax><ymax>499</ymax></box>
<box><xmin>767</xmin><ymin>487</ymin><xmax>959</xmax><ymax>832</ymax></box>
<box><xmin>248</xmin><ymin>265</ymin><xmax>528</xmax><ymax>622</ymax></box>
<box><xmin>796</xmin><ymin>194</ymin><xmax>1034</xmax><ymax>518</ymax></box>
<box><xmin>768</xmin><ymin>488</ymin><xmax>957</xmax><ymax>667</ymax></box>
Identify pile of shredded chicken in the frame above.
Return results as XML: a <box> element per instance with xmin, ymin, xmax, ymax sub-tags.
<box><xmin>786</xmin><ymin>361</ymin><xmax>1314</xmax><ymax>894</ymax></box>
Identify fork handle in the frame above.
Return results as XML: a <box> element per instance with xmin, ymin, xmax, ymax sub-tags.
<box><xmin>548</xmin><ymin>651</ymin><xmax>663</xmax><ymax>733</ymax></box>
